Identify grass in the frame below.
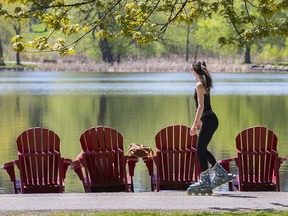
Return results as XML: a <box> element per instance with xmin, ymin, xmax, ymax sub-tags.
<box><xmin>0</xmin><ymin>62</ymin><xmax>39</xmax><ymax>70</ymax></box>
<box><xmin>275</xmin><ymin>62</ymin><xmax>288</xmax><ymax>66</ymax></box>
<box><xmin>1</xmin><ymin>210</ymin><xmax>288</xmax><ymax>216</ymax></box>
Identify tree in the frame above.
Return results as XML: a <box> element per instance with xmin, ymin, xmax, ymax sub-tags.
<box><xmin>0</xmin><ymin>0</ymin><xmax>287</xmax><ymax>56</ymax></box>
<box><xmin>0</xmin><ymin>38</ymin><xmax>5</xmax><ymax>66</ymax></box>
<box><xmin>79</xmin><ymin>7</ymin><xmax>115</xmax><ymax>63</ymax></box>
<box><xmin>12</xmin><ymin>21</ymin><xmax>22</xmax><ymax>65</ymax></box>
<box><xmin>0</xmin><ymin>1</ymin><xmax>28</xmax><ymax>64</ymax></box>
<box><xmin>244</xmin><ymin>45</ymin><xmax>251</xmax><ymax>64</ymax></box>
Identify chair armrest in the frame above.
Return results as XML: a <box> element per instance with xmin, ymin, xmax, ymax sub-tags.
<box><xmin>218</xmin><ymin>158</ymin><xmax>236</xmax><ymax>163</ymax></box>
<box><xmin>156</xmin><ymin>149</ymin><xmax>196</xmax><ymax>153</ymax></box>
<box><xmin>143</xmin><ymin>156</ymin><xmax>154</xmax><ymax>177</ymax></box>
<box><xmin>1</xmin><ymin>160</ymin><xmax>17</xmax><ymax>182</ymax></box>
<box><xmin>218</xmin><ymin>158</ymin><xmax>236</xmax><ymax>173</ymax></box>
<box><xmin>125</xmin><ymin>156</ymin><xmax>139</xmax><ymax>177</ymax></box>
<box><xmin>62</xmin><ymin>158</ymin><xmax>72</xmax><ymax>179</ymax></box>
<box><xmin>274</xmin><ymin>157</ymin><xmax>288</xmax><ymax>173</ymax></box>
<box><xmin>143</xmin><ymin>156</ymin><xmax>156</xmax><ymax>191</ymax></box>
<box><xmin>64</xmin><ymin>158</ymin><xmax>73</xmax><ymax>164</ymax></box>
<box><xmin>71</xmin><ymin>160</ymin><xmax>84</xmax><ymax>181</ymax></box>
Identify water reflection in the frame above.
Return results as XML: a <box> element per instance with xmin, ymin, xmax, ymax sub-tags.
<box><xmin>0</xmin><ymin>71</ymin><xmax>288</xmax><ymax>95</ymax></box>
<box><xmin>0</xmin><ymin>71</ymin><xmax>287</xmax><ymax>193</ymax></box>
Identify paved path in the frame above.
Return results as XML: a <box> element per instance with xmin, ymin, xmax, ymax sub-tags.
<box><xmin>0</xmin><ymin>191</ymin><xmax>288</xmax><ymax>212</ymax></box>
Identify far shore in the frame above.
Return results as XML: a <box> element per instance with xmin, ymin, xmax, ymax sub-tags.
<box><xmin>1</xmin><ymin>57</ymin><xmax>288</xmax><ymax>73</ymax></box>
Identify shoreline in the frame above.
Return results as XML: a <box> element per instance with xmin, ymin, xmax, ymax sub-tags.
<box><xmin>1</xmin><ymin>57</ymin><xmax>287</xmax><ymax>73</ymax></box>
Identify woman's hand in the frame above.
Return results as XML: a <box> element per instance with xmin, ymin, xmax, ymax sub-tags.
<box><xmin>190</xmin><ymin>126</ymin><xmax>198</xmax><ymax>136</ymax></box>
<box><xmin>190</xmin><ymin>121</ymin><xmax>202</xmax><ymax>136</ymax></box>
<box><xmin>195</xmin><ymin>121</ymin><xmax>202</xmax><ymax>130</ymax></box>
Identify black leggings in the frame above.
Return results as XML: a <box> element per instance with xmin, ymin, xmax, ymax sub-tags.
<box><xmin>197</xmin><ymin>113</ymin><xmax>218</xmax><ymax>172</ymax></box>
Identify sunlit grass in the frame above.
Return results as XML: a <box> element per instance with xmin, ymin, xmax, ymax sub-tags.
<box><xmin>0</xmin><ymin>62</ymin><xmax>40</xmax><ymax>69</ymax></box>
<box><xmin>1</xmin><ymin>210</ymin><xmax>288</xmax><ymax>216</ymax></box>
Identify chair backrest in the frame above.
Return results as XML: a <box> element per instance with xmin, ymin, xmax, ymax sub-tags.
<box><xmin>79</xmin><ymin>126</ymin><xmax>127</xmax><ymax>186</ymax></box>
<box><xmin>16</xmin><ymin>127</ymin><xmax>62</xmax><ymax>189</ymax></box>
<box><xmin>235</xmin><ymin>126</ymin><xmax>279</xmax><ymax>190</ymax></box>
<box><xmin>155</xmin><ymin>125</ymin><xmax>199</xmax><ymax>185</ymax></box>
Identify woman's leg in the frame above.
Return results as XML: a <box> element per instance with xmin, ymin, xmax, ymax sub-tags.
<box><xmin>196</xmin><ymin>114</ymin><xmax>218</xmax><ymax>172</ymax></box>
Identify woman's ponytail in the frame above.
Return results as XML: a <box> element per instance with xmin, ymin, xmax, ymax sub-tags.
<box><xmin>192</xmin><ymin>59</ymin><xmax>213</xmax><ymax>93</ymax></box>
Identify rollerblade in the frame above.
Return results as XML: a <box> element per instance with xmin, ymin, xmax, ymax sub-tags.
<box><xmin>187</xmin><ymin>170</ymin><xmax>213</xmax><ymax>196</ymax></box>
<box><xmin>211</xmin><ymin>163</ymin><xmax>235</xmax><ymax>189</ymax></box>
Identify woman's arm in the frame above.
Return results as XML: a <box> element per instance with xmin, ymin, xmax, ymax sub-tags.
<box><xmin>190</xmin><ymin>82</ymin><xmax>205</xmax><ymax>136</ymax></box>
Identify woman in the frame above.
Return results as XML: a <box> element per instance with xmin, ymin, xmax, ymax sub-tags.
<box><xmin>187</xmin><ymin>59</ymin><xmax>234</xmax><ymax>196</ymax></box>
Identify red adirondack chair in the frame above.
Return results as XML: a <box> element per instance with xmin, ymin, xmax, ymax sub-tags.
<box><xmin>143</xmin><ymin>125</ymin><xmax>199</xmax><ymax>191</ymax></box>
<box><xmin>219</xmin><ymin>126</ymin><xmax>288</xmax><ymax>191</ymax></box>
<box><xmin>1</xmin><ymin>127</ymin><xmax>72</xmax><ymax>193</ymax></box>
<box><xmin>72</xmin><ymin>126</ymin><xmax>137</xmax><ymax>192</ymax></box>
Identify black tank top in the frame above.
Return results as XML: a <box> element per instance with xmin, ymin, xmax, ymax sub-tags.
<box><xmin>194</xmin><ymin>90</ymin><xmax>213</xmax><ymax>116</ymax></box>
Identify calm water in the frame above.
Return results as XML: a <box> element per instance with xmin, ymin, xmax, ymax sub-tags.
<box><xmin>0</xmin><ymin>71</ymin><xmax>287</xmax><ymax>193</ymax></box>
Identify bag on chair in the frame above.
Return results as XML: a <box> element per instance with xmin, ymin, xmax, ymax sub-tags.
<box><xmin>126</xmin><ymin>143</ymin><xmax>154</xmax><ymax>158</ymax></box>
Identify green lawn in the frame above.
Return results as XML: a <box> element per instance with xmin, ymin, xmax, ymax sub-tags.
<box><xmin>1</xmin><ymin>210</ymin><xmax>288</xmax><ymax>216</ymax></box>
<box><xmin>0</xmin><ymin>62</ymin><xmax>40</xmax><ymax>70</ymax></box>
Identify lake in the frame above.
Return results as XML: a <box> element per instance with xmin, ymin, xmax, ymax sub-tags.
<box><xmin>0</xmin><ymin>71</ymin><xmax>287</xmax><ymax>193</ymax></box>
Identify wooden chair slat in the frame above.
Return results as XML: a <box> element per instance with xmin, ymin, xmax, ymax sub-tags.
<box><xmin>3</xmin><ymin>127</ymin><xmax>70</xmax><ymax>193</ymax></box>
<box><xmin>154</xmin><ymin>125</ymin><xmax>199</xmax><ymax>191</ymax></box>
<box><xmin>230</xmin><ymin>126</ymin><xmax>281</xmax><ymax>191</ymax></box>
<box><xmin>75</xmin><ymin>126</ymin><xmax>132</xmax><ymax>192</ymax></box>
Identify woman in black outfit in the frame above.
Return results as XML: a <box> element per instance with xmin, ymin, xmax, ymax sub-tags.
<box><xmin>187</xmin><ymin>59</ymin><xmax>234</xmax><ymax>196</ymax></box>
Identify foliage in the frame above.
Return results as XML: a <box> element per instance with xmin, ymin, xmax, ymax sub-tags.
<box><xmin>0</xmin><ymin>0</ymin><xmax>287</xmax><ymax>56</ymax></box>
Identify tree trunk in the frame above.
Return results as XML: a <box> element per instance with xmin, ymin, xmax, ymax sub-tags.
<box><xmin>99</xmin><ymin>38</ymin><xmax>114</xmax><ymax>64</ymax></box>
<box><xmin>185</xmin><ymin>25</ymin><xmax>191</xmax><ymax>62</ymax></box>
<box><xmin>16</xmin><ymin>52</ymin><xmax>21</xmax><ymax>65</ymax></box>
<box><xmin>194</xmin><ymin>45</ymin><xmax>199</xmax><ymax>61</ymax></box>
<box><xmin>0</xmin><ymin>38</ymin><xmax>5</xmax><ymax>66</ymax></box>
<box><xmin>29</xmin><ymin>20</ymin><xmax>33</xmax><ymax>32</ymax></box>
<box><xmin>98</xmin><ymin>13</ymin><xmax>114</xmax><ymax>64</ymax></box>
<box><xmin>244</xmin><ymin>45</ymin><xmax>251</xmax><ymax>64</ymax></box>
<box><xmin>13</xmin><ymin>22</ymin><xmax>22</xmax><ymax>65</ymax></box>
